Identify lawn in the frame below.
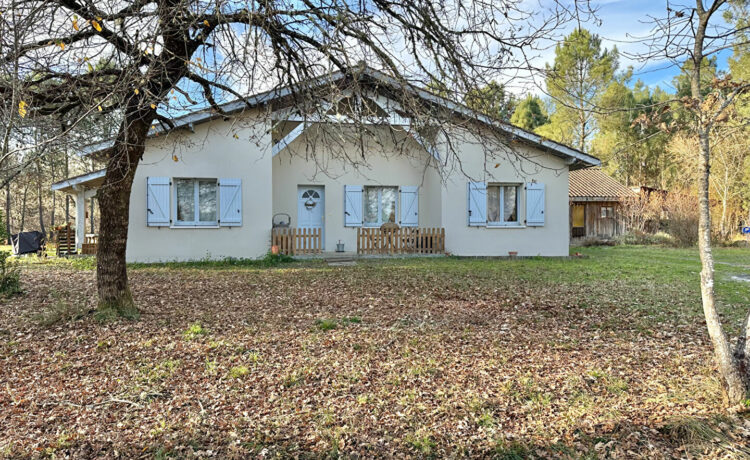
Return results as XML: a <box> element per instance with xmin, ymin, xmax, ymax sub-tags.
<box><xmin>1</xmin><ymin>246</ymin><xmax>750</xmax><ymax>458</ymax></box>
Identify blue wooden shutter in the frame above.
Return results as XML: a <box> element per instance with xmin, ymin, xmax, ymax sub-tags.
<box><xmin>219</xmin><ymin>178</ymin><xmax>242</xmax><ymax>226</ymax></box>
<box><xmin>344</xmin><ymin>185</ymin><xmax>363</xmax><ymax>227</ymax></box>
<box><xmin>147</xmin><ymin>176</ymin><xmax>170</xmax><ymax>226</ymax></box>
<box><xmin>399</xmin><ymin>186</ymin><xmax>419</xmax><ymax>227</ymax></box>
<box><xmin>467</xmin><ymin>181</ymin><xmax>487</xmax><ymax>226</ymax></box>
<box><xmin>526</xmin><ymin>182</ymin><xmax>545</xmax><ymax>226</ymax></box>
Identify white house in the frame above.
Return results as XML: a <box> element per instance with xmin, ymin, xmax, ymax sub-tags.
<box><xmin>51</xmin><ymin>67</ymin><xmax>599</xmax><ymax>262</ymax></box>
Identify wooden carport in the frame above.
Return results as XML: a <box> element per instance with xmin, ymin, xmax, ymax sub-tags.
<box><xmin>50</xmin><ymin>169</ymin><xmax>105</xmax><ymax>254</ymax></box>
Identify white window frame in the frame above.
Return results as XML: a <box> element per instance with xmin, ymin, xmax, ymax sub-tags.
<box><xmin>363</xmin><ymin>186</ymin><xmax>399</xmax><ymax>227</ymax></box>
<box><xmin>487</xmin><ymin>183</ymin><xmax>521</xmax><ymax>227</ymax></box>
<box><xmin>173</xmin><ymin>178</ymin><xmax>219</xmax><ymax>227</ymax></box>
<box><xmin>601</xmin><ymin>206</ymin><xmax>614</xmax><ymax>218</ymax></box>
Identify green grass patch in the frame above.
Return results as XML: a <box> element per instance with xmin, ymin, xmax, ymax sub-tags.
<box><xmin>183</xmin><ymin>322</ymin><xmax>209</xmax><ymax>340</ymax></box>
<box><xmin>314</xmin><ymin>319</ymin><xmax>338</xmax><ymax>331</ymax></box>
<box><xmin>229</xmin><ymin>365</ymin><xmax>250</xmax><ymax>379</ymax></box>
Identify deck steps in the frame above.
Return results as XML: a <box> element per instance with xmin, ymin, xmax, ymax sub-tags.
<box><xmin>324</xmin><ymin>253</ymin><xmax>357</xmax><ymax>266</ymax></box>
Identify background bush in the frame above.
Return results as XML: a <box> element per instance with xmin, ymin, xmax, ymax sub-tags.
<box><xmin>0</xmin><ymin>251</ymin><xmax>21</xmax><ymax>296</ymax></box>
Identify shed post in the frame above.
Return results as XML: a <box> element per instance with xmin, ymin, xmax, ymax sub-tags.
<box><xmin>74</xmin><ymin>187</ymin><xmax>86</xmax><ymax>250</ymax></box>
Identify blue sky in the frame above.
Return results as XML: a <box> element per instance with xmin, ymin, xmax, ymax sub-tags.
<box><xmin>577</xmin><ymin>0</ymin><xmax>733</xmax><ymax>92</ymax></box>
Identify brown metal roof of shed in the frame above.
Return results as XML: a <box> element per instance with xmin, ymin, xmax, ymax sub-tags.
<box><xmin>569</xmin><ymin>168</ymin><xmax>636</xmax><ymax>201</ymax></box>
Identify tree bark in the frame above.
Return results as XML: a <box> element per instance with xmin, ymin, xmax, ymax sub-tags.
<box><xmin>690</xmin><ymin>1</ymin><xmax>748</xmax><ymax>408</ymax></box>
<box><xmin>697</xmin><ymin>131</ymin><xmax>747</xmax><ymax>405</ymax></box>
<box><xmin>5</xmin><ymin>184</ymin><xmax>10</xmax><ymax>241</ymax></box>
<box><xmin>90</xmin><ymin>158</ymin><xmax>96</xmax><ymax>234</ymax></box>
<box><xmin>720</xmin><ymin>193</ymin><xmax>727</xmax><ymax>240</ymax></box>
<box><xmin>19</xmin><ymin>183</ymin><xmax>28</xmax><ymax>232</ymax></box>
<box><xmin>95</xmin><ymin>115</ymin><xmax>149</xmax><ymax>317</ymax></box>
<box><xmin>736</xmin><ymin>309</ymin><xmax>750</xmax><ymax>381</ymax></box>
<box><xmin>64</xmin><ymin>140</ymin><xmax>70</xmax><ymax>224</ymax></box>
<box><xmin>37</xmin><ymin>161</ymin><xmax>45</xmax><ymax>236</ymax></box>
<box><xmin>50</xmin><ymin>157</ymin><xmax>56</xmax><ymax>230</ymax></box>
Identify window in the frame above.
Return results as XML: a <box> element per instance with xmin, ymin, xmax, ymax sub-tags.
<box><xmin>301</xmin><ymin>189</ymin><xmax>321</xmax><ymax>210</ymax></box>
<box><xmin>364</xmin><ymin>186</ymin><xmax>397</xmax><ymax>226</ymax></box>
<box><xmin>174</xmin><ymin>178</ymin><xmax>217</xmax><ymax>225</ymax></box>
<box><xmin>487</xmin><ymin>184</ymin><xmax>519</xmax><ymax>225</ymax></box>
<box><xmin>601</xmin><ymin>206</ymin><xmax>614</xmax><ymax>218</ymax></box>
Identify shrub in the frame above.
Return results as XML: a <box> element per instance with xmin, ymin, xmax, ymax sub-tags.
<box><xmin>578</xmin><ymin>237</ymin><xmax>615</xmax><ymax>247</ymax></box>
<box><xmin>261</xmin><ymin>251</ymin><xmax>294</xmax><ymax>266</ymax></box>
<box><xmin>662</xmin><ymin>190</ymin><xmax>699</xmax><ymax>247</ymax></box>
<box><xmin>621</xmin><ymin>189</ymin><xmax>699</xmax><ymax>247</ymax></box>
<box><xmin>616</xmin><ymin>231</ymin><xmax>674</xmax><ymax>246</ymax></box>
<box><xmin>0</xmin><ymin>251</ymin><xmax>21</xmax><ymax>296</ymax></box>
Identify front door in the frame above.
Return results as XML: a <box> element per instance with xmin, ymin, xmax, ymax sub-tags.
<box><xmin>298</xmin><ymin>186</ymin><xmax>324</xmax><ymax>249</ymax></box>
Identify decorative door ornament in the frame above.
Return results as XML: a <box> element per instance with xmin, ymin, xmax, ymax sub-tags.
<box><xmin>302</xmin><ymin>189</ymin><xmax>321</xmax><ymax>211</ymax></box>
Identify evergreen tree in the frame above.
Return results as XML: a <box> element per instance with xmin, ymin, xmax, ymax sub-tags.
<box><xmin>464</xmin><ymin>81</ymin><xmax>516</xmax><ymax>121</ymax></box>
<box><xmin>593</xmin><ymin>80</ymin><xmax>671</xmax><ymax>188</ymax></box>
<box><xmin>510</xmin><ymin>95</ymin><xmax>548</xmax><ymax>131</ymax></box>
<box><xmin>539</xmin><ymin>28</ymin><xmax>618</xmax><ymax>152</ymax></box>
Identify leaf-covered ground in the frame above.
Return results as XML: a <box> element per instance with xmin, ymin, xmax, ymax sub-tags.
<box><xmin>2</xmin><ymin>246</ymin><xmax>750</xmax><ymax>459</ymax></box>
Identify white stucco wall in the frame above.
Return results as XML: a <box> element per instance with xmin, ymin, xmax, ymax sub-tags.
<box><xmin>272</xmin><ymin>125</ymin><xmax>569</xmax><ymax>257</ymax></box>
<box><xmin>126</xmin><ymin>111</ymin><xmax>272</xmax><ymax>262</ymax></box>
<box><xmin>438</xmin><ymin>128</ymin><xmax>570</xmax><ymax>257</ymax></box>
<box><xmin>124</xmin><ymin>116</ymin><xmax>570</xmax><ymax>261</ymax></box>
<box><xmin>272</xmin><ymin>126</ymin><xmax>442</xmax><ymax>252</ymax></box>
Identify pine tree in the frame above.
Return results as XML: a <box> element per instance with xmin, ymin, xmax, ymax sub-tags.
<box><xmin>510</xmin><ymin>95</ymin><xmax>548</xmax><ymax>131</ymax></box>
<box><xmin>539</xmin><ymin>28</ymin><xmax>618</xmax><ymax>152</ymax></box>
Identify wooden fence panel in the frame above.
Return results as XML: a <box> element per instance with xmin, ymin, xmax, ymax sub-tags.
<box><xmin>356</xmin><ymin>227</ymin><xmax>444</xmax><ymax>255</ymax></box>
<box><xmin>272</xmin><ymin>227</ymin><xmax>322</xmax><ymax>255</ymax></box>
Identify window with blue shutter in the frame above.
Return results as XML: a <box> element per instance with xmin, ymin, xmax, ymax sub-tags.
<box><xmin>146</xmin><ymin>177</ymin><xmax>170</xmax><ymax>226</ymax></box>
<box><xmin>525</xmin><ymin>182</ymin><xmax>545</xmax><ymax>226</ymax></box>
<box><xmin>467</xmin><ymin>181</ymin><xmax>487</xmax><ymax>226</ymax></box>
<box><xmin>399</xmin><ymin>186</ymin><xmax>419</xmax><ymax>227</ymax></box>
<box><xmin>344</xmin><ymin>185</ymin><xmax>363</xmax><ymax>227</ymax></box>
<box><xmin>219</xmin><ymin>178</ymin><xmax>242</xmax><ymax>226</ymax></box>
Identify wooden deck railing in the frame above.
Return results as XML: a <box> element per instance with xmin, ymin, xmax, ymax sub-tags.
<box><xmin>81</xmin><ymin>234</ymin><xmax>98</xmax><ymax>255</ymax></box>
<box><xmin>272</xmin><ymin>227</ymin><xmax>322</xmax><ymax>255</ymax></box>
<box><xmin>357</xmin><ymin>227</ymin><xmax>445</xmax><ymax>255</ymax></box>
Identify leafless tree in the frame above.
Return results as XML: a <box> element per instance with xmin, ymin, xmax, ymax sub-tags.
<box><xmin>633</xmin><ymin>0</ymin><xmax>750</xmax><ymax>408</ymax></box>
<box><xmin>1</xmin><ymin>0</ymin><xmax>583</xmax><ymax>315</ymax></box>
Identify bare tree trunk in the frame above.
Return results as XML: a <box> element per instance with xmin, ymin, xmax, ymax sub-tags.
<box><xmin>736</xmin><ymin>310</ymin><xmax>750</xmax><ymax>380</ymax></box>
<box><xmin>19</xmin><ymin>183</ymin><xmax>28</xmax><ymax>232</ymax></box>
<box><xmin>95</xmin><ymin>116</ymin><xmax>149</xmax><ymax>317</ymax></box>
<box><xmin>697</xmin><ymin>131</ymin><xmax>747</xmax><ymax>405</ymax></box>
<box><xmin>90</xmin><ymin>158</ymin><xmax>96</xmax><ymax>234</ymax></box>
<box><xmin>720</xmin><ymin>194</ymin><xmax>728</xmax><ymax>240</ymax></box>
<box><xmin>36</xmin><ymin>161</ymin><xmax>45</xmax><ymax>236</ymax></box>
<box><xmin>64</xmin><ymin>138</ymin><xmax>70</xmax><ymax>224</ymax></box>
<box><xmin>50</xmin><ymin>157</ymin><xmax>56</xmax><ymax>230</ymax></box>
<box><xmin>5</xmin><ymin>184</ymin><xmax>10</xmax><ymax>241</ymax></box>
<box><xmin>690</xmin><ymin>3</ymin><xmax>748</xmax><ymax>408</ymax></box>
